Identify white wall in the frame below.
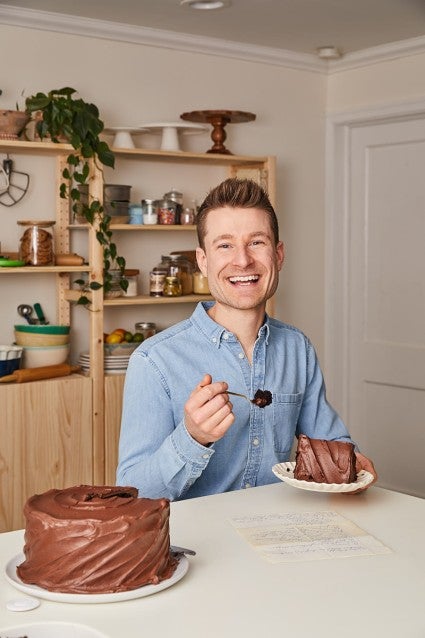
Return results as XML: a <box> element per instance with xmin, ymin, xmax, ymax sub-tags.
<box><xmin>327</xmin><ymin>52</ymin><xmax>425</xmax><ymax>112</ymax></box>
<box><xmin>0</xmin><ymin>24</ymin><xmax>327</xmax><ymax>359</ymax></box>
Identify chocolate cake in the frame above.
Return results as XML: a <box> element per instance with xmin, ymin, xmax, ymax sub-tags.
<box><xmin>294</xmin><ymin>435</ymin><xmax>357</xmax><ymax>484</ymax></box>
<box><xmin>253</xmin><ymin>389</ymin><xmax>272</xmax><ymax>408</ymax></box>
<box><xmin>17</xmin><ymin>485</ymin><xmax>177</xmax><ymax>594</ymax></box>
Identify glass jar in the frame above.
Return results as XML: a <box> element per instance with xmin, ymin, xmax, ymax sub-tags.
<box><xmin>163</xmin><ymin>275</ymin><xmax>182</xmax><ymax>297</ymax></box>
<box><xmin>134</xmin><ymin>322</ymin><xmax>157</xmax><ymax>339</ymax></box>
<box><xmin>105</xmin><ymin>269</ymin><xmax>124</xmax><ymax>299</ymax></box>
<box><xmin>149</xmin><ymin>256</ymin><xmax>170</xmax><ymax>297</ymax></box>
<box><xmin>123</xmin><ymin>269</ymin><xmax>140</xmax><ymax>296</ymax></box>
<box><xmin>128</xmin><ymin>204</ymin><xmax>143</xmax><ymax>225</ymax></box>
<box><xmin>164</xmin><ymin>189</ymin><xmax>183</xmax><ymax>224</ymax></box>
<box><xmin>156</xmin><ymin>199</ymin><xmax>178</xmax><ymax>225</ymax></box>
<box><xmin>18</xmin><ymin>220</ymin><xmax>55</xmax><ymax>266</ymax></box>
<box><xmin>193</xmin><ymin>270</ymin><xmax>210</xmax><ymax>294</ymax></box>
<box><xmin>168</xmin><ymin>255</ymin><xmax>193</xmax><ymax>295</ymax></box>
<box><xmin>141</xmin><ymin>199</ymin><xmax>157</xmax><ymax>225</ymax></box>
<box><xmin>180</xmin><ymin>207</ymin><xmax>195</xmax><ymax>225</ymax></box>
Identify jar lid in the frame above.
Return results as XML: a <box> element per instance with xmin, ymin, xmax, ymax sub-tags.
<box><xmin>124</xmin><ymin>269</ymin><xmax>140</xmax><ymax>276</ymax></box>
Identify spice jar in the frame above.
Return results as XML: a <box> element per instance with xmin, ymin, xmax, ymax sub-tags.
<box><xmin>18</xmin><ymin>220</ymin><xmax>55</xmax><ymax>266</ymax></box>
<box><xmin>134</xmin><ymin>322</ymin><xmax>157</xmax><ymax>339</ymax></box>
<box><xmin>193</xmin><ymin>270</ymin><xmax>210</xmax><ymax>294</ymax></box>
<box><xmin>163</xmin><ymin>275</ymin><xmax>182</xmax><ymax>297</ymax></box>
<box><xmin>168</xmin><ymin>254</ymin><xmax>193</xmax><ymax>295</ymax></box>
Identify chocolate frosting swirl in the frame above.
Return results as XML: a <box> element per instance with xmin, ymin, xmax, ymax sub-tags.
<box><xmin>294</xmin><ymin>435</ymin><xmax>357</xmax><ymax>484</ymax></box>
<box><xmin>17</xmin><ymin>485</ymin><xmax>177</xmax><ymax>593</ymax></box>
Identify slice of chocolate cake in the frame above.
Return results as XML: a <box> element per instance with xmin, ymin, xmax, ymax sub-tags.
<box><xmin>294</xmin><ymin>435</ymin><xmax>357</xmax><ymax>484</ymax></box>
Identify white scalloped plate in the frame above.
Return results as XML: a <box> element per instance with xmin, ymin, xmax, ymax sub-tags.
<box><xmin>5</xmin><ymin>553</ymin><xmax>189</xmax><ymax>604</ymax></box>
<box><xmin>272</xmin><ymin>461</ymin><xmax>374</xmax><ymax>493</ymax></box>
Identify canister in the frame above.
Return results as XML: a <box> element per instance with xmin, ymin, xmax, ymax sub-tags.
<box><xmin>156</xmin><ymin>199</ymin><xmax>178</xmax><ymax>225</ymax></box>
<box><xmin>142</xmin><ymin>199</ymin><xmax>158</xmax><ymax>225</ymax></box>
<box><xmin>123</xmin><ymin>269</ymin><xmax>140</xmax><ymax>296</ymax></box>
<box><xmin>134</xmin><ymin>322</ymin><xmax>157</xmax><ymax>339</ymax></box>
<box><xmin>128</xmin><ymin>204</ymin><xmax>143</xmax><ymax>225</ymax></box>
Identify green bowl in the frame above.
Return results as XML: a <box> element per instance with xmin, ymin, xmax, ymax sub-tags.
<box><xmin>14</xmin><ymin>324</ymin><xmax>70</xmax><ymax>335</ymax></box>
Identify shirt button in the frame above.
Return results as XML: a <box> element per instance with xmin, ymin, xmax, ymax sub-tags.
<box><xmin>245</xmin><ymin>483</ymin><xmax>251</xmax><ymax>488</ymax></box>
<box><xmin>252</xmin><ymin>438</ymin><xmax>259</xmax><ymax>446</ymax></box>
<box><xmin>223</xmin><ymin>333</ymin><xmax>229</xmax><ymax>340</ymax></box>
<box><xmin>212</xmin><ymin>337</ymin><xmax>217</xmax><ymax>343</ymax></box>
<box><xmin>238</xmin><ymin>352</ymin><xmax>244</xmax><ymax>359</ymax></box>
<box><xmin>202</xmin><ymin>453</ymin><xmax>209</xmax><ymax>459</ymax></box>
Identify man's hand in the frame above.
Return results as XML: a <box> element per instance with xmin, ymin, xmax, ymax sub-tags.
<box><xmin>184</xmin><ymin>374</ymin><xmax>234</xmax><ymax>446</ymax></box>
<box><xmin>348</xmin><ymin>452</ymin><xmax>378</xmax><ymax>494</ymax></box>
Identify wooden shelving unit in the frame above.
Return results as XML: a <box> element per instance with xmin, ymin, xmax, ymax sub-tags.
<box><xmin>0</xmin><ymin>138</ymin><xmax>275</xmax><ymax>530</ymax></box>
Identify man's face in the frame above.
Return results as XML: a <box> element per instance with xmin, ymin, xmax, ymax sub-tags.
<box><xmin>196</xmin><ymin>206</ymin><xmax>284</xmax><ymax>312</ymax></box>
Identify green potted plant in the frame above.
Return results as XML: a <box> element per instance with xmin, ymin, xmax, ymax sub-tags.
<box><xmin>25</xmin><ymin>87</ymin><xmax>127</xmax><ymax>304</ymax></box>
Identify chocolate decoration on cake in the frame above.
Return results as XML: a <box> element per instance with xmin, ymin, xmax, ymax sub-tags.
<box><xmin>17</xmin><ymin>485</ymin><xmax>177</xmax><ymax>594</ymax></box>
<box><xmin>294</xmin><ymin>435</ymin><xmax>357</xmax><ymax>484</ymax></box>
<box><xmin>253</xmin><ymin>389</ymin><xmax>272</xmax><ymax>408</ymax></box>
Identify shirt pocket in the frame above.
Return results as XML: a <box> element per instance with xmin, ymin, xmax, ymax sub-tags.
<box><xmin>272</xmin><ymin>392</ymin><xmax>303</xmax><ymax>454</ymax></box>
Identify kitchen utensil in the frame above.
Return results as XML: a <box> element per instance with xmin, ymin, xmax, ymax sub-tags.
<box><xmin>0</xmin><ymin>363</ymin><xmax>80</xmax><ymax>383</ymax></box>
<box><xmin>17</xmin><ymin>304</ymin><xmax>35</xmax><ymax>324</ymax></box>
<box><xmin>227</xmin><ymin>389</ymin><xmax>272</xmax><ymax>408</ymax></box>
<box><xmin>33</xmin><ymin>302</ymin><xmax>48</xmax><ymax>324</ymax></box>
<box><xmin>170</xmin><ymin>545</ymin><xmax>196</xmax><ymax>557</ymax></box>
<box><xmin>0</xmin><ymin>156</ymin><xmax>30</xmax><ymax>207</ymax></box>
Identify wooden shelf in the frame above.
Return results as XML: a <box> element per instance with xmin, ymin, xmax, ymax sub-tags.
<box><xmin>0</xmin><ymin>265</ymin><xmax>91</xmax><ymax>274</ymax></box>
<box><xmin>104</xmin><ymin>294</ymin><xmax>213</xmax><ymax>306</ymax></box>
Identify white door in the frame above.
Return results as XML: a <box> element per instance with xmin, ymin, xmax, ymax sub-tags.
<box><xmin>328</xmin><ymin>111</ymin><xmax>425</xmax><ymax>498</ymax></box>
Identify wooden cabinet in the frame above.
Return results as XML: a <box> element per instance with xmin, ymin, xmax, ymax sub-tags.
<box><xmin>0</xmin><ymin>139</ymin><xmax>275</xmax><ymax>530</ymax></box>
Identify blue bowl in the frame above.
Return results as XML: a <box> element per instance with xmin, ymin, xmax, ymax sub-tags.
<box><xmin>0</xmin><ymin>357</ymin><xmax>21</xmax><ymax>378</ymax></box>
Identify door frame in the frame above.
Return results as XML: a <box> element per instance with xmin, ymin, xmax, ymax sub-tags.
<box><xmin>324</xmin><ymin>99</ymin><xmax>425</xmax><ymax>420</ymax></box>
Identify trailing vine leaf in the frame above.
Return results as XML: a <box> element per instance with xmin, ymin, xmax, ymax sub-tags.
<box><xmin>25</xmin><ymin>87</ymin><xmax>127</xmax><ymax>303</ymax></box>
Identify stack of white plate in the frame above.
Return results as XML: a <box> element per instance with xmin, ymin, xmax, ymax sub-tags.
<box><xmin>78</xmin><ymin>352</ymin><xmax>131</xmax><ymax>375</ymax></box>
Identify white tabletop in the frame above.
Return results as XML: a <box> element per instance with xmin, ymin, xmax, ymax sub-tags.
<box><xmin>0</xmin><ymin>483</ymin><xmax>424</xmax><ymax>638</ymax></box>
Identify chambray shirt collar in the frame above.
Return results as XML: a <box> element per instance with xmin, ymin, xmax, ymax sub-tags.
<box><xmin>192</xmin><ymin>301</ymin><xmax>270</xmax><ymax>348</ymax></box>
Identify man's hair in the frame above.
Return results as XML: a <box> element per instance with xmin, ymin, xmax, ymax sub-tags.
<box><xmin>196</xmin><ymin>178</ymin><xmax>279</xmax><ymax>249</ymax></box>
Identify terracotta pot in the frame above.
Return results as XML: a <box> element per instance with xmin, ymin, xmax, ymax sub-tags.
<box><xmin>0</xmin><ymin>110</ymin><xmax>30</xmax><ymax>139</ymax></box>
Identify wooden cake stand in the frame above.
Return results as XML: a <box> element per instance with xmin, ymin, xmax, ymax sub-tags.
<box><xmin>180</xmin><ymin>110</ymin><xmax>256</xmax><ymax>155</ymax></box>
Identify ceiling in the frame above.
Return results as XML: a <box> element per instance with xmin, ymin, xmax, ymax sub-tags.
<box><xmin>1</xmin><ymin>0</ymin><xmax>425</xmax><ymax>57</ymax></box>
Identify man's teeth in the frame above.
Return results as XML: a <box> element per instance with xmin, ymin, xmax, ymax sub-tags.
<box><xmin>229</xmin><ymin>275</ymin><xmax>259</xmax><ymax>283</ymax></box>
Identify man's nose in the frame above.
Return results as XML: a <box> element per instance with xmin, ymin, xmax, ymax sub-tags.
<box><xmin>232</xmin><ymin>246</ymin><xmax>253</xmax><ymax>268</ymax></box>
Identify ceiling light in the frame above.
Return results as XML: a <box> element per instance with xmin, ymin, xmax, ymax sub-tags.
<box><xmin>316</xmin><ymin>46</ymin><xmax>342</xmax><ymax>60</ymax></box>
<box><xmin>180</xmin><ymin>0</ymin><xmax>230</xmax><ymax>10</ymax></box>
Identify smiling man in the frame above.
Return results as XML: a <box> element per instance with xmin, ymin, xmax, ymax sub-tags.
<box><xmin>117</xmin><ymin>178</ymin><xmax>376</xmax><ymax>500</ymax></box>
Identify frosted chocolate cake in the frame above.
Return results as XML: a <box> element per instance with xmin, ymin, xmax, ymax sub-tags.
<box><xmin>294</xmin><ymin>435</ymin><xmax>357</xmax><ymax>484</ymax></box>
<box><xmin>17</xmin><ymin>485</ymin><xmax>177</xmax><ymax>594</ymax></box>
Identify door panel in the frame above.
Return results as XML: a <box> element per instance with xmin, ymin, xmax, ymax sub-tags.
<box><xmin>348</xmin><ymin>119</ymin><xmax>425</xmax><ymax>497</ymax></box>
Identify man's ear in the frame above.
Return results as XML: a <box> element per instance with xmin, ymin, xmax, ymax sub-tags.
<box><xmin>196</xmin><ymin>246</ymin><xmax>208</xmax><ymax>276</ymax></box>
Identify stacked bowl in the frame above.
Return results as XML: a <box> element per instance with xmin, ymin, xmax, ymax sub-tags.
<box><xmin>14</xmin><ymin>325</ymin><xmax>70</xmax><ymax>368</ymax></box>
<box><xmin>0</xmin><ymin>345</ymin><xmax>23</xmax><ymax>378</ymax></box>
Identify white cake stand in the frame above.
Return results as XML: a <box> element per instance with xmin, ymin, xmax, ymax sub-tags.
<box><xmin>103</xmin><ymin>127</ymin><xmax>149</xmax><ymax>149</ymax></box>
<box><xmin>139</xmin><ymin>122</ymin><xmax>208</xmax><ymax>152</ymax></box>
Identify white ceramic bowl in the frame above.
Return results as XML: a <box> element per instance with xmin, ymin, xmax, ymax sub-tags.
<box><xmin>104</xmin><ymin>342</ymin><xmax>139</xmax><ymax>357</ymax></box>
<box><xmin>22</xmin><ymin>344</ymin><xmax>70</xmax><ymax>369</ymax></box>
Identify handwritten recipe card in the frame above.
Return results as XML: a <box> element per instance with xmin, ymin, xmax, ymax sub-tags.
<box><xmin>230</xmin><ymin>511</ymin><xmax>392</xmax><ymax>563</ymax></box>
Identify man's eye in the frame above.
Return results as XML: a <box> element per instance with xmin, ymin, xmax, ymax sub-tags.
<box><xmin>218</xmin><ymin>243</ymin><xmax>231</xmax><ymax>249</ymax></box>
<box><xmin>251</xmin><ymin>240</ymin><xmax>265</xmax><ymax>246</ymax></box>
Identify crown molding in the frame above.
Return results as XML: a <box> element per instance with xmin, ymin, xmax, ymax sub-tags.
<box><xmin>329</xmin><ymin>35</ymin><xmax>425</xmax><ymax>73</ymax></box>
<box><xmin>0</xmin><ymin>5</ymin><xmax>326</xmax><ymax>73</ymax></box>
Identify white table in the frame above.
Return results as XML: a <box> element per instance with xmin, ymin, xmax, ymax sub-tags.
<box><xmin>0</xmin><ymin>483</ymin><xmax>424</xmax><ymax>638</ymax></box>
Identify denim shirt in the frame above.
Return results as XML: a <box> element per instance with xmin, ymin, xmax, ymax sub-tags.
<box><xmin>117</xmin><ymin>302</ymin><xmax>353</xmax><ymax>500</ymax></box>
